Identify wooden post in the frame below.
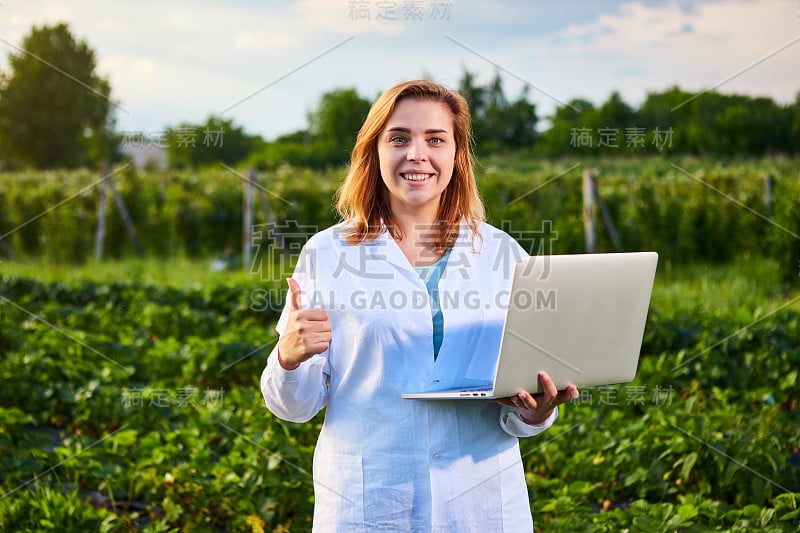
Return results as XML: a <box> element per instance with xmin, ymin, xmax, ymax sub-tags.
<box><xmin>627</xmin><ymin>172</ymin><xmax>637</xmax><ymax>209</ymax></box>
<box><xmin>242</xmin><ymin>169</ymin><xmax>254</xmax><ymax>271</ymax></box>
<box><xmin>251</xmin><ymin>171</ymin><xmax>278</xmax><ymax>228</ymax></box>
<box><xmin>764</xmin><ymin>174</ymin><xmax>774</xmax><ymax>216</ymax></box>
<box><xmin>252</xmin><ymin>169</ymin><xmax>287</xmax><ymax>253</ymax></box>
<box><xmin>592</xmin><ymin>174</ymin><xmax>623</xmax><ymax>252</ymax></box>
<box><xmin>95</xmin><ymin>164</ymin><xmax>108</xmax><ymax>261</ymax></box>
<box><xmin>251</xmin><ymin>170</ymin><xmax>284</xmax><ymax>255</ymax></box>
<box><xmin>583</xmin><ymin>168</ymin><xmax>596</xmax><ymax>253</ymax></box>
<box><xmin>0</xmin><ymin>237</ymin><xmax>11</xmax><ymax>258</ymax></box>
<box><xmin>107</xmin><ymin>174</ymin><xmax>144</xmax><ymax>257</ymax></box>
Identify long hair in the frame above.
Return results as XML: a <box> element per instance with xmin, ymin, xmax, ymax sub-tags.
<box><xmin>335</xmin><ymin>79</ymin><xmax>484</xmax><ymax>253</ymax></box>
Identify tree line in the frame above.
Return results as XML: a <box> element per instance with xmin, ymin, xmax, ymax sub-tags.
<box><xmin>1</xmin><ymin>23</ymin><xmax>798</xmax><ymax>170</ymax></box>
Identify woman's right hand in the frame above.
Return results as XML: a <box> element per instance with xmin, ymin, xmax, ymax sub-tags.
<box><xmin>277</xmin><ymin>278</ymin><xmax>332</xmax><ymax>370</ymax></box>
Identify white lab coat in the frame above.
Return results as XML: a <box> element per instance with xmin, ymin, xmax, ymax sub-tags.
<box><xmin>261</xmin><ymin>220</ymin><xmax>557</xmax><ymax>532</ymax></box>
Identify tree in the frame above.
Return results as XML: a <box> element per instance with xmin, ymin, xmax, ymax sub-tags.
<box><xmin>457</xmin><ymin>70</ymin><xmax>486</xmax><ymax>120</ymax></box>
<box><xmin>0</xmin><ymin>23</ymin><xmax>114</xmax><ymax>169</ymax></box>
<box><xmin>536</xmin><ymin>98</ymin><xmax>596</xmax><ymax>156</ymax></box>
<box><xmin>596</xmin><ymin>91</ymin><xmax>635</xmax><ymax>130</ymax></box>
<box><xmin>638</xmin><ymin>86</ymin><xmax>688</xmax><ymax>152</ymax></box>
<box><xmin>457</xmin><ymin>70</ymin><xmax>538</xmax><ymax>154</ymax></box>
<box><xmin>500</xmin><ymin>87</ymin><xmax>538</xmax><ymax>149</ymax></box>
<box><xmin>246</xmin><ymin>88</ymin><xmax>371</xmax><ymax>170</ymax></box>
<box><xmin>164</xmin><ymin>116</ymin><xmax>260</xmax><ymax>168</ymax></box>
<box><xmin>308</xmin><ymin>88</ymin><xmax>371</xmax><ymax>166</ymax></box>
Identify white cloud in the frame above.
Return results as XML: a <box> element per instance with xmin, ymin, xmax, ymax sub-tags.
<box><xmin>39</xmin><ymin>3</ymin><xmax>74</xmax><ymax>24</ymax></box>
<box><xmin>100</xmin><ymin>54</ymin><xmax>155</xmax><ymax>75</ymax></box>
<box><xmin>290</xmin><ymin>0</ymin><xmax>420</xmax><ymax>36</ymax></box>
<box><xmin>0</xmin><ymin>0</ymin><xmax>796</xmax><ymax>140</ymax></box>
<box><xmin>233</xmin><ymin>31</ymin><xmax>299</xmax><ymax>51</ymax></box>
<box><xmin>546</xmin><ymin>0</ymin><xmax>800</xmax><ymax>104</ymax></box>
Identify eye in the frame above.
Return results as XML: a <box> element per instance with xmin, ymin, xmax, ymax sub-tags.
<box><xmin>428</xmin><ymin>137</ymin><xmax>444</xmax><ymax>145</ymax></box>
<box><xmin>389</xmin><ymin>135</ymin><xmax>407</xmax><ymax>144</ymax></box>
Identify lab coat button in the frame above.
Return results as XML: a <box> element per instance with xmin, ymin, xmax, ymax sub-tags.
<box><xmin>432</xmin><ymin>452</ymin><xmax>442</xmax><ymax>460</ymax></box>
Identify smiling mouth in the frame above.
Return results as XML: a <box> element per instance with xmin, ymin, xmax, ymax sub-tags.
<box><xmin>401</xmin><ymin>173</ymin><xmax>434</xmax><ymax>182</ymax></box>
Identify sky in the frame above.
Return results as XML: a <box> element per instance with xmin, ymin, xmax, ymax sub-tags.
<box><xmin>0</xmin><ymin>0</ymin><xmax>798</xmax><ymax>141</ymax></box>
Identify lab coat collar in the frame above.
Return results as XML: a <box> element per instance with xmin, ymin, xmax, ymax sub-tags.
<box><xmin>364</xmin><ymin>219</ymin><xmax>477</xmax><ymax>279</ymax></box>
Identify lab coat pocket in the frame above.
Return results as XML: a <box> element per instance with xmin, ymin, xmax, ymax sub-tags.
<box><xmin>313</xmin><ymin>453</ymin><xmax>364</xmax><ymax>527</ymax></box>
<box><xmin>362</xmin><ymin>459</ymin><xmax>416</xmax><ymax>529</ymax></box>
<box><xmin>444</xmin><ymin>454</ymin><xmax>504</xmax><ymax>529</ymax></box>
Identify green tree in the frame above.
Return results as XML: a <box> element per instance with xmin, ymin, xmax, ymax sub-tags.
<box><xmin>308</xmin><ymin>88</ymin><xmax>371</xmax><ymax>166</ymax></box>
<box><xmin>476</xmin><ymin>74</ymin><xmax>507</xmax><ymax>151</ymax></box>
<box><xmin>536</xmin><ymin>98</ymin><xmax>596</xmax><ymax>156</ymax></box>
<box><xmin>638</xmin><ymin>86</ymin><xmax>689</xmax><ymax>152</ymax></box>
<box><xmin>247</xmin><ymin>87</ymin><xmax>371</xmax><ymax>170</ymax></box>
<box><xmin>592</xmin><ymin>91</ymin><xmax>637</xmax><ymax>154</ymax></box>
<box><xmin>0</xmin><ymin>23</ymin><xmax>113</xmax><ymax>169</ymax></box>
<box><xmin>164</xmin><ymin>116</ymin><xmax>260</xmax><ymax>168</ymax></box>
<box><xmin>502</xmin><ymin>88</ymin><xmax>538</xmax><ymax>149</ymax></box>
<box><xmin>457</xmin><ymin>70</ymin><xmax>486</xmax><ymax>121</ymax></box>
<box><xmin>457</xmin><ymin>70</ymin><xmax>538</xmax><ymax>154</ymax></box>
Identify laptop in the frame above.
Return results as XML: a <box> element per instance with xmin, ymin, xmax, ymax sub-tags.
<box><xmin>402</xmin><ymin>251</ymin><xmax>658</xmax><ymax>399</ymax></box>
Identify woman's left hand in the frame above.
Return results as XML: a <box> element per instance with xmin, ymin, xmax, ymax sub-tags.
<box><xmin>494</xmin><ymin>371</ymin><xmax>579</xmax><ymax>425</ymax></box>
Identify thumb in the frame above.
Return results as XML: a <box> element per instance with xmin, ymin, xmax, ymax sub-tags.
<box><xmin>286</xmin><ymin>278</ymin><xmax>303</xmax><ymax>311</ymax></box>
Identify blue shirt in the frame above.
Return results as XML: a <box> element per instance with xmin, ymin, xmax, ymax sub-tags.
<box><xmin>414</xmin><ymin>248</ymin><xmax>452</xmax><ymax>360</ymax></box>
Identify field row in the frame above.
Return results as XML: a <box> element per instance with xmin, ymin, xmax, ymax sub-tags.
<box><xmin>1</xmin><ymin>158</ymin><xmax>798</xmax><ymax>282</ymax></box>
<box><xmin>1</xmin><ymin>273</ymin><xmax>798</xmax><ymax>531</ymax></box>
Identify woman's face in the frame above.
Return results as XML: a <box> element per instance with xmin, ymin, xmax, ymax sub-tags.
<box><xmin>377</xmin><ymin>98</ymin><xmax>456</xmax><ymax>220</ymax></box>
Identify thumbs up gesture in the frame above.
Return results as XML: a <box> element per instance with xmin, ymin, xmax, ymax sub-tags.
<box><xmin>277</xmin><ymin>278</ymin><xmax>332</xmax><ymax>370</ymax></box>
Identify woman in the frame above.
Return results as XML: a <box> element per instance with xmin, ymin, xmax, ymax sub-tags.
<box><xmin>261</xmin><ymin>79</ymin><xmax>578</xmax><ymax>532</ymax></box>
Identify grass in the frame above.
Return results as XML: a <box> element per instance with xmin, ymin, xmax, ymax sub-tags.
<box><xmin>2</xmin><ymin>252</ymin><xmax>798</xmax><ymax>531</ymax></box>
<box><xmin>2</xmin><ymin>253</ymin><xmax>799</xmax><ymax>319</ymax></box>
<box><xmin>652</xmin><ymin>255</ymin><xmax>800</xmax><ymax>318</ymax></box>
<box><xmin>0</xmin><ymin>255</ymin><xmax>259</xmax><ymax>289</ymax></box>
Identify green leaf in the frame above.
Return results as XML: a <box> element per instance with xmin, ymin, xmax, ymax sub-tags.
<box><xmin>679</xmin><ymin>451</ymin><xmax>698</xmax><ymax>482</ymax></box>
<box><xmin>677</xmin><ymin>502</ymin><xmax>699</xmax><ymax>523</ymax></box>
<box><xmin>111</xmin><ymin>428</ymin><xmax>138</xmax><ymax>448</ymax></box>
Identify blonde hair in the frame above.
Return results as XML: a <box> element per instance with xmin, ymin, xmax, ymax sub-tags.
<box><xmin>335</xmin><ymin>79</ymin><xmax>484</xmax><ymax>253</ymax></box>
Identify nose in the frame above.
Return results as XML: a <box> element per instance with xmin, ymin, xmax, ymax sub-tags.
<box><xmin>406</xmin><ymin>138</ymin><xmax>427</xmax><ymax>162</ymax></box>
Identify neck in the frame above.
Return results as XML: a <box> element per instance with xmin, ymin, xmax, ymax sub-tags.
<box><xmin>390</xmin><ymin>212</ymin><xmax>448</xmax><ymax>267</ymax></box>
<box><xmin>388</xmin><ymin>198</ymin><xmax>440</xmax><ymax>236</ymax></box>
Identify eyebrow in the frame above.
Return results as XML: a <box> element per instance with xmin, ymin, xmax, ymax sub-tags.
<box><xmin>385</xmin><ymin>127</ymin><xmax>450</xmax><ymax>135</ymax></box>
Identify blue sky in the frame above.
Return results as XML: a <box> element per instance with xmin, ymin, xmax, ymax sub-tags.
<box><xmin>0</xmin><ymin>0</ymin><xmax>798</xmax><ymax>140</ymax></box>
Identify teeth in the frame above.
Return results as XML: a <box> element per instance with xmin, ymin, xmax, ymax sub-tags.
<box><xmin>403</xmin><ymin>174</ymin><xmax>430</xmax><ymax>181</ymax></box>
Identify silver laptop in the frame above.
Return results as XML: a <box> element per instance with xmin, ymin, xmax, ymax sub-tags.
<box><xmin>402</xmin><ymin>252</ymin><xmax>658</xmax><ymax>400</ymax></box>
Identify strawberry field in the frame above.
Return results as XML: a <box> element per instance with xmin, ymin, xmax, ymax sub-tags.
<box><xmin>1</xmin><ymin>258</ymin><xmax>798</xmax><ymax>532</ymax></box>
<box><xmin>1</xmin><ymin>157</ymin><xmax>799</xmax><ymax>531</ymax></box>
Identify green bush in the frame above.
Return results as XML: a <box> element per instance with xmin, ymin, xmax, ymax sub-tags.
<box><xmin>2</xmin><ymin>158</ymin><xmax>798</xmax><ymax>274</ymax></box>
<box><xmin>1</xmin><ymin>272</ymin><xmax>798</xmax><ymax>530</ymax></box>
